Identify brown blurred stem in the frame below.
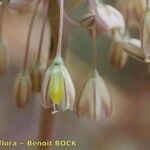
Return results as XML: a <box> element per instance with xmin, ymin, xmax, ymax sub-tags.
<box><xmin>37</xmin><ymin>0</ymin><xmax>49</xmax><ymax>62</ymax></box>
<box><xmin>91</xmin><ymin>24</ymin><xmax>97</xmax><ymax>70</ymax></box>
<box><xmin>0</xmin><ymin>5</ymin><xmax>4</xmax><ymax>35</ymax></box>
<box><xmin>23</xmin><ymin>0</ymin><xmax>41</xmax><ymax>70</ymax></box>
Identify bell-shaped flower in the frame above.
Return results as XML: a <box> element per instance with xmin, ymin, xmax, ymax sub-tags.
<box><xmin>12</xmin><ymin>69</ymin><xmax>32</xmax><ymax>108</ymax></box>
<box><xmin>41</xmin><ymin>57</ymin><xmax>75</xmax><ymax>114</ymax></box>
<box><xmin>77</xmin><ymin>70</ymin><xmax>112</xmax><ymax>121</ymax></box>
<box><xmin>88</xmin><ymin>0</ymin><xmax>125</xmax><ymax>36</ymax></box>
<box><xmin>141</xmin><ymin>9</ymin><xmax>150</xmax><ymax>63</ymax></box>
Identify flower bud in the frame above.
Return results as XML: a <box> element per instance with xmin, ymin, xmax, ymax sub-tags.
<box><xmin>141</xmin><ymin>10</ymin><xmax>150</xmax><ymax>63</ymax></box>
<box><xmin>0</xmin><ymin>36</ymin><xmax>8</xmax><ymax>76</ymax></box>
<box><xmin>30</xmin><ymin>61</ymin><xmax>45</xmax><ymax>93</ymax></box>
<box><xmin>12</xmin><ymin>70</ymin><xmax>32</xmax><ymax>108</ymax></box>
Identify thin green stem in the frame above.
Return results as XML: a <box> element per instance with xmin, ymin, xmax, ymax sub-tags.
<box><xmin>23</xmin><ymin>0</ymin><xmax>41</xmax><ymax>70</ymax></box>
<box><xmin>56</xmin><ymin>0</ymin><xmax>64</xmax><ymax>57</ymax></box>
<box><xmin>37</xmin><ymin>0</ymin><xmax>49</xmax><ymax>62</ymax></box>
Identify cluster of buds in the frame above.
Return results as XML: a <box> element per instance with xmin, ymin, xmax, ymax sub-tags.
<box><xmin>0</xmin><ymin>0</ymin><xmax>150</xmax><ymax>122</ymax></box>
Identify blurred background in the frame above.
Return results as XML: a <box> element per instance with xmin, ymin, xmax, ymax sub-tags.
<box><xmin>0</xmin><ymin>0</ymin><xmax>150</xmax><ymax>149</ymax></box>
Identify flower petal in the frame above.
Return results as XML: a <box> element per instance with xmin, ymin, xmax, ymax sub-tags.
<box><xmin>60</xmin><ymin>65</ymin><xmax>75</xmax><ymax>111</ymax></box>
<box><xmin>41</xmin><ymin>66</ymin><xmax>53</xmax><ymax>109</ymax></box>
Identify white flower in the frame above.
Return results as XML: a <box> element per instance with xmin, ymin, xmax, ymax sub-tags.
<box><xmin>88</xmin><ymin>0</ymin><xmax>125</xmax><ymax>36</ymax></box>
<box><xmin>41</xmin><ymin>57</ymin><xmax>75</xmax><ymax>114</ymax></box>
<box><xmin>77</xmin><ymin>70</ymin><xmax>112</xmax><ymax>121</ymax></box>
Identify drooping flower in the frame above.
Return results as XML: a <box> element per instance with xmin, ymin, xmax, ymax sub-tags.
<box><xmin>41</xmin><ymin>57</ymin><xmax>75</xmax><ymax>114</ymax></box>
<box><xmin>77</xmin><ymin>70</ymin><xmax>112</xmax><ymax>121</ymax></box>
<box><xmin>12</xmin><ymin>70</ymin><xmax>32</xmax><ymax>108</ymax></box>
<box><xmin>88</xmin><ymin>0</ymin><xmax>125</xmax><ymax>37</ymax></box>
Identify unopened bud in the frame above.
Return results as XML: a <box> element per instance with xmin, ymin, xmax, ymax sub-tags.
<box><xmin>30</xmin><ymin>61</ymin><xmax>45</xmax><ymax>93</ymax></box>
<box><xmin>12</xmin><ymin>70</ymin><xmax>32</xmax><ymax>108</ymax></box>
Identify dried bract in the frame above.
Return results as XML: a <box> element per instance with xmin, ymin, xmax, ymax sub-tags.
<box><xmin>12</xmin><ymin>70</ymin><xmax>32</xmax><ymax>108</ymax></box>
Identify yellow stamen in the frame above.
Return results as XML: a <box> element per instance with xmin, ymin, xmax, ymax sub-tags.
<box><xmin>49</xmin><ymin>65</ymin><xmax>65</xmax><ymax>104</ymax></box>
